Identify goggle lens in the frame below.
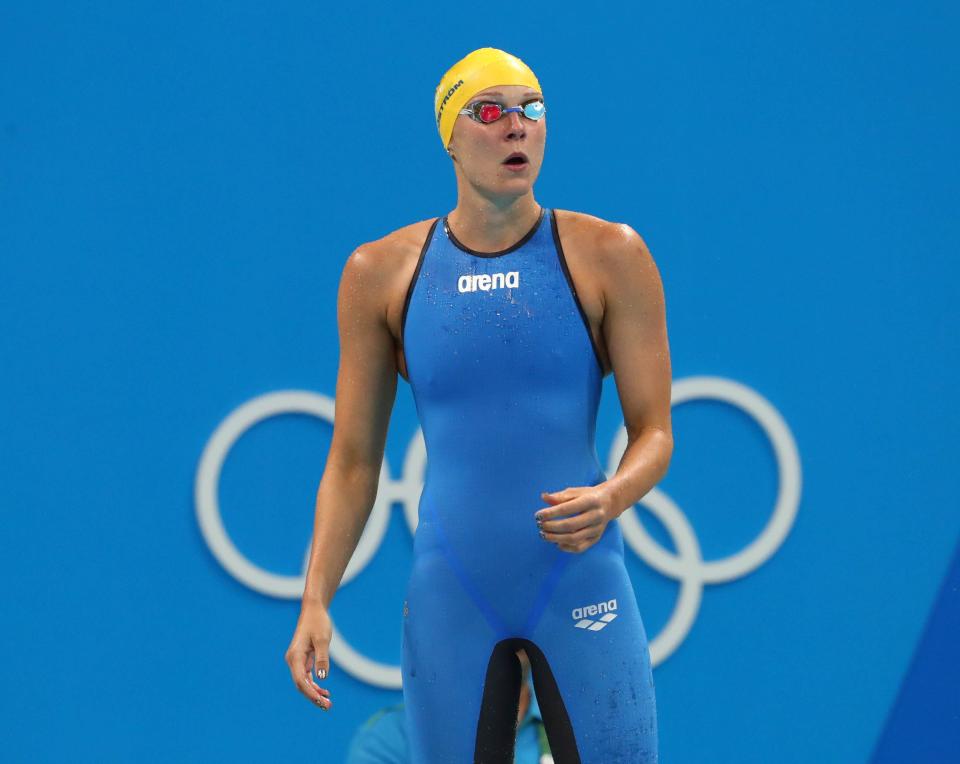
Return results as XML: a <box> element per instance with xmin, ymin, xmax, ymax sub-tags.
<box><xmin>473</xmin><ymin>99</ymin><xmax>546</xmax><ymax>124</ymax></box>
<box><xmin>522</xmin><ymin>100</ymin><xmax>545</xmax><ymax>120</ymax></box>
<box><xmin>477</xmin><ymin>103</ymin><xmax>503</xmax><ymax>123</ymax></box>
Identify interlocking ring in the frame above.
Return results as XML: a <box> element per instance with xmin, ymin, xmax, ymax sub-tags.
<box><xmin>195</xmin><ymin>376</ymin><xmax>801</xmax><ymax>688</ymax></box>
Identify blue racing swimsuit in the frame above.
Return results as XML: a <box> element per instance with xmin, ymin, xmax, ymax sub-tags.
<box><xmin>399</xmin><ymin>206</ymin><xmax>658</xmax><ymax>763</ymax></box>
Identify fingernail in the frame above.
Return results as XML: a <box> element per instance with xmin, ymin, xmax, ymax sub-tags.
<box><xmin>318</xmin><ymin>668</ymin><xmax>326</xmax><ymax>679</ymax></box>
<box><xmin>539</xmin><ymin>530</ymin><xmax>546</xmax><ymax>539</ymax></box>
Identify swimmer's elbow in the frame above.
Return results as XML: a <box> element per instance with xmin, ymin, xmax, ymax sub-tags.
<box><xmin>640</xmin><ymin>425</ymin><xmax>673</xmax><ymax>479</ymax></box>
<box><xmin>657</xmin><ymin>428</ymin><xmax>674</xmax><ymax>478</ymax></box>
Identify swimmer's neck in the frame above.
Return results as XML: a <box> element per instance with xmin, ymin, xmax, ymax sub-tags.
<box><xmin>446</xmin><ymin>193</ymin><xmax>542</xmax><ymax>252</ymax></box>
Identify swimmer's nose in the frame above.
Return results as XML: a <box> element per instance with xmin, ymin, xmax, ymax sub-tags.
<box><xmin>506</xmin><ymin>110</ymin><xmax>526</xmax><ymax>136</ymax></box>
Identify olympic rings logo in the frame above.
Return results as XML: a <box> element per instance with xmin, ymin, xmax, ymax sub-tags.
<box><xmin>195</xmin><ymin>375</ymin><xmax>801</xmax><ymax>689</ymax></box>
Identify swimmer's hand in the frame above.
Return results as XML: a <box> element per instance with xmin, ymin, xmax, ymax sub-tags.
<box><xmin>535</xmin><ymin>485</ymin><xmax>615</xmax><ymax>553</ymax></box>
<box><xmin>284</xmin><ymin>604</ymin><xmax>334</xmax><ymax>712</ymax></box>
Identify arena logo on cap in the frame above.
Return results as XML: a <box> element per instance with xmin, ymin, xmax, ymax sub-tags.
<box><xmin>437</xmin><ymin>78</ymin><xmax>464</xmax><ymax>123</ymax></box>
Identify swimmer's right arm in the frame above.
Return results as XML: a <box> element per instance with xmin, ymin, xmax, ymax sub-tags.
<box><xmin>285</xmin><ymin>244</ymin><xmax>400</xmax><ymax>711</ymax></box>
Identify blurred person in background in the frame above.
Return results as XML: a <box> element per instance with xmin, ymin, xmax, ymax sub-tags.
<box><xmin>346</xmin><ymin>649</ymin><xmax>552</xmax><ymax>764</ymax></box>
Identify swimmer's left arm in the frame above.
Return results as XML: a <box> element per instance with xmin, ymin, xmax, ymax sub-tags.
<box><xmin>596</xmin><ymin>224</ymin><xmax>674</xmax><ymax>512</ymax></box>
<box><xmin>537</xmin><ymin>224</ymin><xmax>673</xmax><ymax>552</ymax></box>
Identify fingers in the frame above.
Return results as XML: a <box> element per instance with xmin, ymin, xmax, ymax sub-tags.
<box><xmin>536</xmin><ymin>487</ymin><xmax>592</xmax><ymax>522</ymax></box>
<box><xmin>539</xmin><ymin>487</ymin><xmax>584</xmax><ymax>509</ymax></box>
<box><xmin>541</xmin><ymin>488</ymin><xmax>576</xmax><ymax>502</ymax></box>
<box><xmin>312</xmin><ymin>636</ymin><xmax>331</xmax><ymax>684</ymax></box>
<box><xmin>545</xmin><ymin>527</ymin><xmax>603</xmax><ymax>553</ymax></box>
<box><xmin>307</xmin><ymin>639</ymin><xmax>334</xmax><ymax>711</ymax></box>
<box><xmin>537</xmin><ymin>502</ymin><xmax>606</xmax><ymax>552</ymax></box>
<box><xmin>536</xmin><ymin>494</ymin><xmax>605</xmax><ymax>553</ymax></box>
<box><xmin>538</xmin><ymin>508</ymin><xmax>604</xmax><ymax>535</ymax></box>
<box><xmin>285</xmin><ymin>640</ymin><xmax>333</xmax><ymax>711</ymax></box>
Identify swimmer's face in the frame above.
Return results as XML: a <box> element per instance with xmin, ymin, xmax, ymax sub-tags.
<box><xmin>448</xmin><ymin>84</ymin><xmax>546</xmax><ymax>194</ymax></box>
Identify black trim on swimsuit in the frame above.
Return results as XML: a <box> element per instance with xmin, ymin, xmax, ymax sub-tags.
<box><xmin>550</xmin><ymin>210</ymin><xmax>607</xmax><ymax>376</ymax></box>
<box><xmin>473</xmin><ymin>637</ymin><xmax>582</xmax><ymax>764</ymax></box>
<box><xmin>400</xmin><ymin>217</ymin><xmax>440</xmax><ymax>365</ymax></box>
<box><xmin>443</xmin><ymin>206</ymin><xmax>546</xmax><ymax>258</ymax></box>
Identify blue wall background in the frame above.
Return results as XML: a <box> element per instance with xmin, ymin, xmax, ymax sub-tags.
<box><xmin>2</xmin><ymin>1</ymin><xmax>957</xmax><ymax>762</ymax></box>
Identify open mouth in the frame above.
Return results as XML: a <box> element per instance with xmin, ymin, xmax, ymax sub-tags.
<box><xmin>503</xmin><ymin>152</ymin><xmax>529</xmax><ymax>166</ymax></box>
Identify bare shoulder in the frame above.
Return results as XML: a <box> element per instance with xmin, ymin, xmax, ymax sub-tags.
<box><xmin>339</xmin><ymin>217</ymin><xmax>438</xmax><ymax>315</ymax></box>
<box><xmin>338</xmin><ymin>217</ymin><xmax>439</xmax><ymax>371</ymax></box>
<box><xmin>554</xmin><ymin>208</ymin><xmax>655</xmax><ymax>267</ymax></box>
<box><xmin>553</xmin><ymin>208</ymin><xmax>661</xmax><ymax>300</ymax></box>
<box><xmin>343</xmin><ymin>216</ymin><xmax>439</xmax><ymax>287</ymax></box>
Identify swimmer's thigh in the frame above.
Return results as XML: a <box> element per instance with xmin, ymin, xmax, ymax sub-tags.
<box><xmin>401</xmin><ymin>552</ymin><xmax>510</xmax><ymax>764</ymax></box>
<box><xmin>528</xmin><ymin>548</ymin><xmax>658</xmax><ymax>763</ymax></box>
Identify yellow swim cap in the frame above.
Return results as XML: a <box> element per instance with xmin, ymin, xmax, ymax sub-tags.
<box><xmin>434</xmin><ymin>47</ymin><xmax>542</xmax><ymax>150</ymax></box>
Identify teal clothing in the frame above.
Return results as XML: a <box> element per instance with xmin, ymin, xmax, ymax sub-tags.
<box><xmin>346</xmin><ymin>684</ymin><xmax>547</xmax><ymax>764</ymax></box>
